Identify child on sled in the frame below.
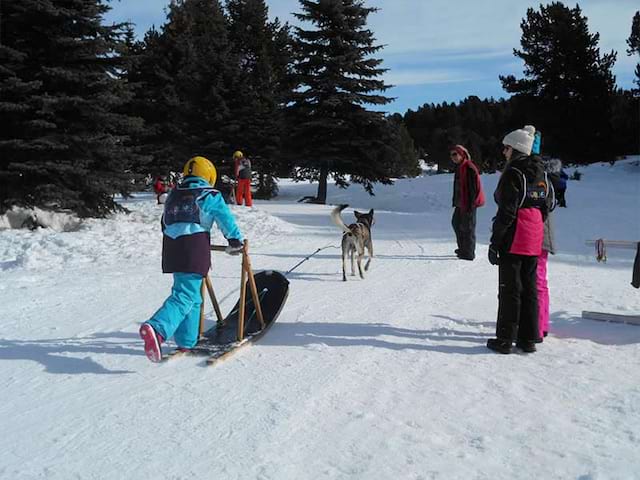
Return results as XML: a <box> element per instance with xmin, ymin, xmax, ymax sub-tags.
<box><xmin>140</xmin><ymin>156</ymin><xmax>244</xmax><ymax>362</ymax></box>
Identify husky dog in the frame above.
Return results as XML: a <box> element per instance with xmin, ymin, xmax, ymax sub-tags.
<box><xmin>331</xmin><ymin>204</ymin><xmax>375</xmax><ymax>281</ymax></box>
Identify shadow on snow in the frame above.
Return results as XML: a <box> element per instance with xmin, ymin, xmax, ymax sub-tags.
<box><xmin>0</xmin><ymin>331</ymin><xmax>140</xmax><ymax>375</ymax></box>
<box><xmin>260</xmin><ymin>320</ymin><xmax>493</xmax><ymax>355</ymax></box>
<box><xmin>550</xmin><ymin>311</ymin><xmax>640</xmax><ymax>346</ymax></box>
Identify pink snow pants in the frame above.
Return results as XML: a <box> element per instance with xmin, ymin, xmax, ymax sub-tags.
<box><xmin>536</xmin><ymin>250</ymin><xmax>549</xmax><ymax>338</ymax></box>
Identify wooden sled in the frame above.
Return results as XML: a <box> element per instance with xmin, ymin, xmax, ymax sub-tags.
<box><xmin>582</xmin><ymin>239</ymin><xmax>639</xmax><ymax>323</ymax></box>
<box><xmin>164</xmin><ymin>240</ymin><xmax>289</xmax><ymax>365</ymax></box>
<box><xmin>581</xmin><ymin>311</ymin><xmax>640</xmax><ymax>326</ymax></box>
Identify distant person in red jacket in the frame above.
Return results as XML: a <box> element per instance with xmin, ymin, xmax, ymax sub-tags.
<box><xmin>153</xmin><ymin>176</ymin><xmax>169</xmax><ymax>204</ymax></box>
<box><xmin>233</xmin><ymin>150</ymin><xmax>253</xmax><ymax>207</ymax></box>
<box><xmin>450</xmin><ymin>145</ymin><xmax>485</xmax><ymax>260</ymax></box>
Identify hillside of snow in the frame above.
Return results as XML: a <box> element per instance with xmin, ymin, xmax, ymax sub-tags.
<box><xmin>0</xmin><ymin>158</ymin><xmax>639</xmax><ymax>479</ymax></box>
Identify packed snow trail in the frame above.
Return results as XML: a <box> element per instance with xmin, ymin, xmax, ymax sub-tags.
<box><xmin>0</xmin><ymin>160</ymin><xmax>639</xmax><ymax>479</ymax></box>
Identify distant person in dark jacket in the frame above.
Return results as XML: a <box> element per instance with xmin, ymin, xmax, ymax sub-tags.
<box><xmin>548</xmin><ymin>159</ymin><xmax>568</xmax><ymax>207</ymax></box>
<box><xmin>556</xmin><ymin>170</ymin><xmax>568</xmax><ymax>207</ymax></box>
<box><xmin>450</xmin><ymin>145</ymin><xmax>485</xmax><ymax>260</ymax></box>
<box><xmin>487</xmin><ymin>126</ymin><xmax>551</xmax><ymax>354</ymax></box>
<box><xmin>233</xmin><ymin>150</ymin><xmax>253</xmax><ymax>207</ymax></box>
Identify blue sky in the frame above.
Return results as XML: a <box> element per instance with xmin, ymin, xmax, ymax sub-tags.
<box><xmin>105</xmin><ymin>0</ymin><xmax>639</xmax><ymax>114</ymax></box>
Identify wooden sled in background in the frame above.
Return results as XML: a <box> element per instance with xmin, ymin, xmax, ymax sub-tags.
<box><xmin>581</xmin><ymin>311</ymin><xmax>640</xmax><ymax>326</ymax></box>
<box><xmin>582</xmin><ymin>239</ymin><xmax>639</xmax><ymax>326</ymax></box>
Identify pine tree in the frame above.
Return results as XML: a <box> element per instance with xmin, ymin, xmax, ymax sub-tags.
<box><xmin>385</xmin><ymin>115</ymin><xmax>420</xmax><ymax>177</ymax></box>
<box><xmin>403</xmin><ymin>96</ymin><xmax>517</xmax><ymax>173</ymax></box>
<box><xmin>500</xmin><ymin>2</ymin><xmax>617</xmax><ymax>163</ymax></box>
<box><xmin>287</xmin><ymin>0</ymin><xmax>394</xmax><ymax>203</ymax></box>
<box><xmin>224</xmin><ymin>0</ymin><xmax>295</xmax><ymax>198</ymax></box>
<box><xmin>0</xmin><ymin>0</ymin><xmax>145</xmax><ymax>216</ymax></box>
<box><xmin>126</xmin><ymin>26</ymin><xmax>185</xmax><ymax>175</ymax></box>
<box><xmin>129</xmin><ymin>0</ymin><xmax>235</xmax><ymax>176</ymax></box>
<box><xmin>627</xmin><ymin>11</ymin><xmax>640</xmax><ymax>92</ymax></box>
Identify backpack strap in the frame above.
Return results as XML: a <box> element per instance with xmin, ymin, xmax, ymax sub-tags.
<box><xmin>545</xmin><ymin>172</ymin><xmax>557</xmax><ymax>211</ymax></box>
<box><xmin>510</xmin><ymin>167</ymin><xmax>528</xmax><ymax>208</ymax></box>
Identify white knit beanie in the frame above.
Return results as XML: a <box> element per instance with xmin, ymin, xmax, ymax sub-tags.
<box><xmin>503</xmin><ymin>125</ymin><xmax>536</xmax><ymax>155</ymax></box>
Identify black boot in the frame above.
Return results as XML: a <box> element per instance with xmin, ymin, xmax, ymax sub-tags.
<box><xmin>515</xmin><ymin>341</ymin><xmax>537</xmax><ymax>353</ymax></box>
<box><xmin>487</xmin><ymin>338</ymin><xmax>513</xmax><ymax>354</ymax></box>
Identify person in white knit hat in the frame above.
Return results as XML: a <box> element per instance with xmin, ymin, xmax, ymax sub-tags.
<box><xmin>502</xmin><ymin>125</ymin><xmax>536</xmax><ymax>156</ymax></box>
<box><xmin>486</xmin><ymin>125</ymin><xmax>553</xmax><ymax>354</ymax></box>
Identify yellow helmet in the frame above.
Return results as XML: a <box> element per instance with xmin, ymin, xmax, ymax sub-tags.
<box><xmin>183</xmin><ymin>156</ymin><xmax>217</xmax><ymax>185</ymax></box>
<box><xmin>232</xmin><ymin>150</ymin><xmax>244</xmax><ymax>159</ymax></box>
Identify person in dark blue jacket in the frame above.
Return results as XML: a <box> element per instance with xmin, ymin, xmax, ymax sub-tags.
<box><xmin>548</xmin><ymin>159</ymin><xmax>568</xmax><ymax>208</ymax></box>
<box><xmin>139</xmin><ymin>156</ymin><xmax>244</xmax><ymax>362</ymax></box>
<box><xmin>556</xmin><ymin>169</ymin><xmax>568</xmax><ymax>207</ymax></box>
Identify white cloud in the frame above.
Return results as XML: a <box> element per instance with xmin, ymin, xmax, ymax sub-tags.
<box><xmin>384</xmin><ymin>69</ymin><xmax>479</xmax><ymax>86</ymax></box>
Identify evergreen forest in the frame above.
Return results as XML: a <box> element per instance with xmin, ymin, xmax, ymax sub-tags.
<box><xmin>0</xmin><ymin>1</ymin><xmax>637</xmax><ymax>216</ymax></box>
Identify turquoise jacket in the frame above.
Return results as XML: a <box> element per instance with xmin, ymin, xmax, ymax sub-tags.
<box><xmin>161</xmin><ymin>176</ymin><xmax>242</xmax><ymax>276</ymax></box>
<box><xmin>162</xmin><ymin>176</ymin><xmax>242</xmax><ymax>241</ymax></box>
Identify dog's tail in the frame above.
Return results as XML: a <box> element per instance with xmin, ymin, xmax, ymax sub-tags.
<box><xmin>331</xmin><ymin>204</ymin><xmax>351</xmax><ymax>235</ymax></box>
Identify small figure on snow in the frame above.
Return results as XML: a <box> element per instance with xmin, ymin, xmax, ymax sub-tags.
<box><xmin>547</xmin><ymin>159</ymin><xmax>568</xmax><ymax>208</ymax></box>
<box><xmin>450</xmin><ymin>144</ymin><xmax>485</xmax><ymax>260</ymax></box>
<box><xmin>140</xmin><ymin>156</ymin><xmax>244</xmax><ymax>363</ymax></box>
<box><xmin>153</xmin><ymin>175</ymin><xmax>172</xmax><ymax>204</ymax></box>
<box><xmin>487</xmin><ymin>125</ymin><xmax>553</xmax><ymax>354</ymax></box>
<box><xmin>233</xmin><ymin>150</ymin><xmax>253</xmax><ymax>207</ymax></box>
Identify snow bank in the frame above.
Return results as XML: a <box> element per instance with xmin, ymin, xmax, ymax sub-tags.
<box><xmin>0</xmin><ymin>193</ymin><xmax>295</xmax><ymax>272</ymax></box>
<box><xmin>0</xmin><ymin>206</ymin><xmax>82</xmax><ymax>231</ymax></box>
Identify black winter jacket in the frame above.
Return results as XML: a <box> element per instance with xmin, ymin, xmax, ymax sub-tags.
<box><xmin>452</xmin><ymin>163</ymin><xmax>479</xmax><ymax>210</ymax></box>
<box><xmin>490</xmin><ymin>154</ymin><xmax>550</xmax><ymax>253</ymax></box>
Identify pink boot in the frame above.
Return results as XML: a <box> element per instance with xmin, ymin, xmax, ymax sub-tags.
<box><xmin>139</xmin><ymin>323</ymin><xmax>164</xmax><ymax>363</ymax></box>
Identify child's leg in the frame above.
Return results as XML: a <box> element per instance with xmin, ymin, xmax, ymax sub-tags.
<box><xmin>236</xmin><ymin>180</ymin><xmax>244</xmax><ymax>205</ymax></box>
<box><xmin>536</xmin><ymin>250</ymin><xmax>549</xmax><ymax>338</ymax></box>
<box><xmin>146</xmin><ymin>273</ymin><xmax>203</xmax><ymax>344</ymax></box>
<box><xmin>173</xmin><ymin>285</ymin><xmax>203</xmax><ymax>349</ymax></box>
<box><xmin>244</xmin><ymin>180</ymin><xmax>253</xmax><ymax>207</ymax></box>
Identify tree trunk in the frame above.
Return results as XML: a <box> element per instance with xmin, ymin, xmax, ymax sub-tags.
<box><xmin>316</xmin><ymin>162</ymin><xmax>329</xmax><ymax>204</ymax></box>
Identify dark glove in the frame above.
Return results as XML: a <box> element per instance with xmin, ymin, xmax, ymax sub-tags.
<box><xmin>488</xmin><ymin>245</ymin><xmax>500</xmax><ymax>266</ymax></box>
<box><xmin>225</xmin><ymin>238</ymin><xmax>244</xmax><ymax>255</ymax></box>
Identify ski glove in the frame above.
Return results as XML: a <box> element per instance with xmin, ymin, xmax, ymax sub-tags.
<box><xmin>488</xmin><ymin>245</ymin><xmax>500</xmax><ymax>266</ymax></box>
<box><xmin>225</xmin><ymin>238</ymin><xmax>244</xmax><ymax>256</ymax></box>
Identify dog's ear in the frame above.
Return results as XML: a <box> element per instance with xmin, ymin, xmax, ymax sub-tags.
<box><xmin>354</xmin><ymin>210</ymin><xmax>362</xmax><ymax>218</ymax></box>
<box><xmin>369</xmin><ymin>209</ymin><xmax>374</xmax><ymax>216</ymax></box>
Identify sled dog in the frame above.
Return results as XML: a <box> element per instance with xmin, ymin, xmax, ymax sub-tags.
<box><xmin>331</xmin><ymin>204</ymin><xmax>375</xmax><ymax>281</ymax></box>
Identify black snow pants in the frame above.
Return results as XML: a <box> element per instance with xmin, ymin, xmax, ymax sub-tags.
<box><xmin>556</xmin><ymin>188</ymin><xmax>567</xmax><ymax>207</ymax></box>
<box><xmin>452</xmin><ymin>207</ymin><xmax>476</xmax><ymax>259</ymax></box>
<box><xmin>632</xmin><ymin>242</ymin><xmax>640</xmax><ymax>289</ymax></box>
<box><xmin>496</xmin><ymin>253</ymin><xmax>539</xmax><ymax>342</ymax></box>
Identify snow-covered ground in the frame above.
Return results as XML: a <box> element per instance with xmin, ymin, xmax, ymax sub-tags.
<box><xmin>1</xmin><ymin>159</ymin><xmax>639</xmax><ymax>480</ymax></box>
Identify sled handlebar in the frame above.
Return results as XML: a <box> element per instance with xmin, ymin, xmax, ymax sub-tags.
<box><xmin>210</xmin><ymin>241</ymin><xmax>249</xmax><ymax>253</ymax></box>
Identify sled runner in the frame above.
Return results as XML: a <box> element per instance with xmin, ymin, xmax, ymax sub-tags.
<box><xmin>581</xmin><ymin>239</ymin><xmax>640</xmax><ymax>325</ymax></box>
<box><xmin>165</xmin><ymin>242</ymin><xmax>289</xmax><ymax>365</ymax></box>
<box><xmin>581</xmin><ymin>311</ymin><xmax>640</xmax><ymax>326</ymax></box>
